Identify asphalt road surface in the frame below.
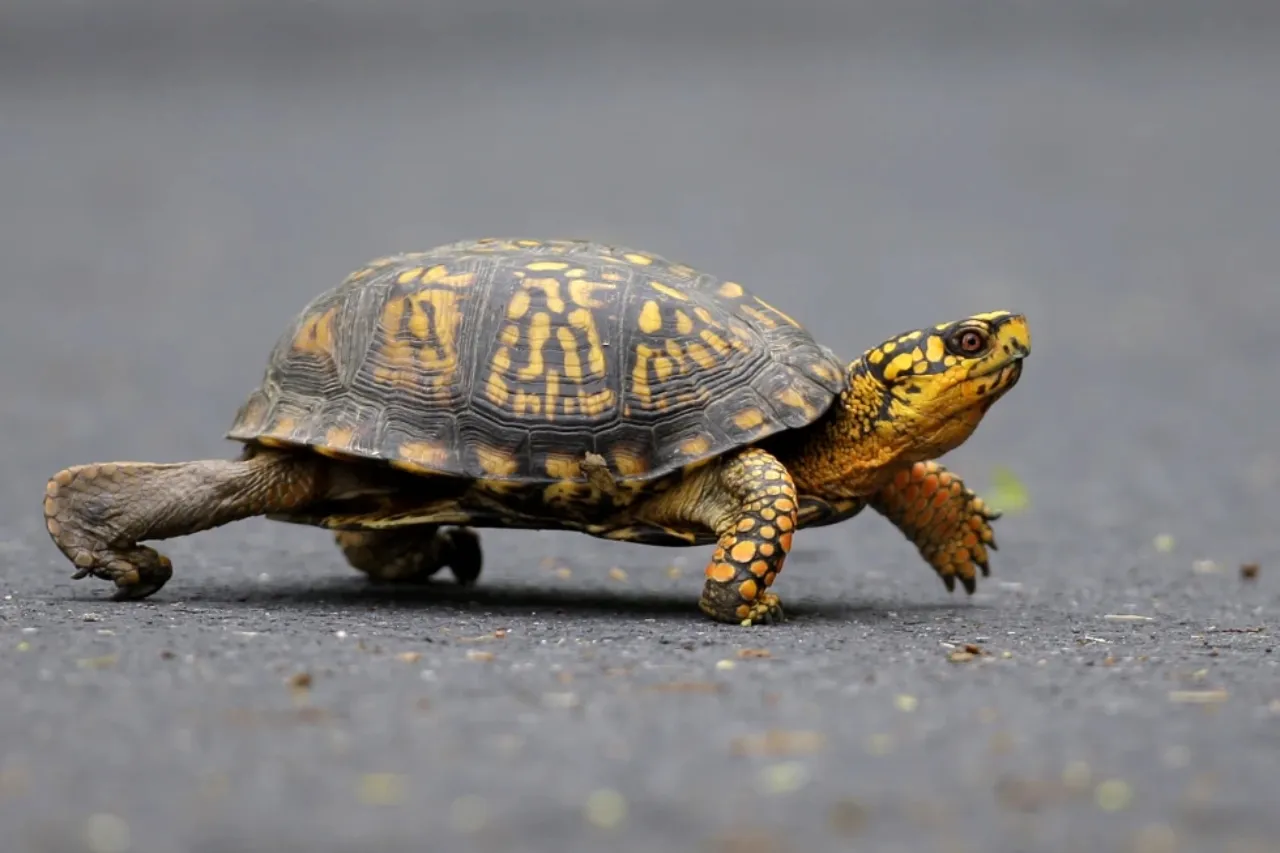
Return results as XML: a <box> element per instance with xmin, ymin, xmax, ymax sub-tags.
<box><xmin>3</xmin><ymin>4</ymin><xmax>1280</xmax><ymax>852</ymax></box>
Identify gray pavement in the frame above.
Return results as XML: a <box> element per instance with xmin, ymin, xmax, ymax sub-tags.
<box><xmin>2</xmin><ymin>4</ymin><xmax>1280</xmax><ymax>851</ymax></box>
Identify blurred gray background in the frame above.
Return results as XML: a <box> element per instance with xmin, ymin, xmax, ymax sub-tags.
<box><xmin>2</xmin><ymin>2</ymin><xmax>1279</xmax><ymax>852</ymax></box>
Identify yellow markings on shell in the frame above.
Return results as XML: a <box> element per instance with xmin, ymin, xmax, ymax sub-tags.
<box><xmin>741</xmin><ymin>305</ymin><xmax>777</xmax><ymax>329</ymax></box>
<box><xmin>500</xmin><ymin>324</ymin><xmax>520</xmax><ymax>346</ymax></box>
<box><xmin>578</xmin><ymin>388</ymin><xmax>615</xmax><ymax>416</ymax></box>
<box><xmin>754</xmin><ymin>296</ymin><xmax>802</xmax><ymax>327</ymax></box>
<box><xmin>882</xmin><ymin>352</ymin><xmax>917</xmax><ymax>382</ymax></box>
<box><xmin>544</xmin><ymin>454</ymin><xmax>582</xmax><ymax>480</ymax></box>
<box><xmin>925</xmin><ymin>335</ymin><xmax>945</xmax><ymax>363</ymax></box>
<box><xmin>507</xmin><ymin>289</ymin><xmax>531</xmax><ymax>319</ymax></box>
<box><xmin>512</xmin><ymin>390</ymin><xmax>542</xmax><ymax>415</ymax></box>
<box><xmin>717</xmin><ymin>281</ymin><xmax>744</xmax><ymax>298</ymax></box>
<box><xmin>778</xmin><ymin>387</ymin><xmax>816</xmax><ymax>418</ymax></box>
<box><xmin>699</xmin><ymin>328</ymin><xmax>731</xmax><ymax>355</ymax></box>
<box><xmin>292</xmin><ymin>306</ymin><xmax>336</xmax><ymax>357</ymax></box>
<box><xmin>345</xmin><ymin>266</ymin><xmax>375</xmax><ymax>283</ymax></box>
<box><xmin>808</xmin><ymin>361</ymin><xmax>839</xmax><ymax>382</ymax></box>
<box><xmin>649</xmin><ymin>281</ymin><xmax>688</xmax><ymax>301</ymax></box>
<box><xmin>421</xmin><ymin>265</ymin><xmax>476</xmax><ymax>287</ymax></box>
<box><xmin>517</xmin><ymin>312</ymin><xmax>552</xmax><ymax>380</ymax></box>
<box><xmin>694</xmin><ymin>307</ymin><xmax>715</xmax><ymax>325</ymax></box>
<box><xmin>568</xmin><ymin>309</ymin><xmax>606</xmax><ymax>376</ymax></box>
<box><xmin>867</xmin><ymin>348</ymin><xmax>886</xmax><ymax>365</ymax></box>
<box><xmin>564</xmin><ymin>268</ymin><xmax>587</xmax><ymax>278</ymax></box>
<box><xmin>524</xmin><ymin>278</ymin><xmax>565</xmax><ymax>312</ymax></box>
<box><xmin>733</xmin><ymin>409</ymin><xmax>765</xmax><ymax>430</ymax></box>
<box><xmin>612</xmin><ymin>448</ymin><xmax>648</xmax><ymax>476</ymax></box>
<box><xmin>476</xmin><ymin>446</ymin><xmax>519</xmax><ymax>477</ymax></box>
<box><xmin>322</xmin><ymin>425</ymin><xmax>355</xmax><ymax>447</ymax></box>
<box><xmin>569</xmin><ymin>280</ymin><xmax>615</xmax><ymax>309</ymax></box>
<box><xmin>680</xmin><ymin>434</ymin><xmax>712</xmax><ymax>456</ymax></box>
<box><xmin>526</xmin><ymin>261</ymin><xmax>569</xmax><ymax>271</ymax></box>
<box><xmin>558</xmin><ymin>327</ymin><xmax>583</xmax><ymax>381</ymax></box>
<box><xmin>624</xmin><ymin>253</ymin><xmax>652</xmax><ymax>266</ymax></box>
<box><xmin>652</xmin><ymin>355</ymin><xmax>675</xmax><ymax>382</ymax></box>
<box><xmin>638</xmin><ymin>300</ymin><xmax>664</xmax><ymax>334</ymax></box>
<box><xmin>632</xmin><ymin>344</ymin><xmax>655</xmax><ymax>405</ymax></box>
<box><xmin>416</xmin><ymin>289</ymin><xmax>464</xmax><ymax>375</ymax></box>
<box><xmin>543</xmin><ymin>369</ymin><xmax>560</xmax><ymax>420</ymax></box>
<box><xmin>397</xmin><ymin>267</ymin><xmax>424</xmax><ymax>284</ymax></box>
<box><xmin>374</xmin><ymin>299</ymin><xmax>417</xmax><ymax>383</ymax></box>
<box><xmin>881</xmin><ymin>340</ymin><xmax>897</xmax><ymax>354</ymax></box>
<box><xmin>268</xmin><ymin>415</ymin><xmax>298</xmax><ymax>438</ymax></box>
<box><xmin>516</xmin><ymin>239</ymin><xmax>542</xmax><ymax>247</ymax></box>
<box><xmin>602</xmin><ymin>272</ymin><xmax>626</xmax><ymax>282</ymax></box>
<box><xmin>392</xmin><ymin>440</ymin><xmax>451</xmax><ymax>474</ymax></box>
<box><xmin>486</xmin><ymin>347</ymin><xmax>512</xmax><ymax>406</ymax></box>
<box><xmin>674</xmin><ymin>310</ymin><xmax>694</xmax><ymax>335</ymax></box>
<box><xmin>668</xmin><ymin>263</ymin><xmax>696</xmax><ymax>279</ymax></box>
<box><xmin>686</xmin><ymin>342</ymin><xmax>717</xmax><ymax>369</ymax></box>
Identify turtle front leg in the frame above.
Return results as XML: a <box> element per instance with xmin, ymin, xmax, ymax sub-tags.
<box><xmin>43</xmin><ymin>450</ymin><xmax>324</xmax><ymax>600</ymax></box>
<box><xmin>869</xmin><ymin>460</ymin><xmax>1000</xmax><ymax>594</ymax></box>
<box><xmin>645</xmin><ymin>447</ymin><xmax>798</xmax><ymax>626</ymax></box>
<box><xmin>335</xmin><ymin>527</ymin><xmax>482</xmax><ymax>586</ymax></box>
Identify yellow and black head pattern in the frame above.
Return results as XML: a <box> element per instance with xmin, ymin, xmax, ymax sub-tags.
<box><xmin>227</xmin><ymin>238</ymin><xmax>847</xmax><ymax>487</ymax></box>
<box><xmin>846</xmin><ymin>311</ymin><xmax>1030</xmax><ymax>455</ymax></box>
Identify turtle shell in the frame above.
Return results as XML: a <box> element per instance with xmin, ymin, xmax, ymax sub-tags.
<box><xmin>227</xmin><ymin>238</ymin><xmax>847</xmax><ymax>485</ymax></box>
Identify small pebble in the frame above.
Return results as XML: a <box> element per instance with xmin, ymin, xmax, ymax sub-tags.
<box><xmin>608</xmin><ymin>567</ymin><xmax>628</xmax><ymax>582</ymax></box>
<box><xmin>584</xmin><ymin>789</ymin><xmax>628</xmax><ymax>828</ymax></box>
<box><xmin>450</xmin><ymin>795</ymin><xmax>489</xmax><ymax>833</ymax></box>
<box><xmin>1241</xmin><ymin>563</ymin><xmax>1260</xmax><ymax>580</ymax></box>
<box><xmin>1168</xmin><ymin>689</ymin><xmax>1228</xmax><ymax>704</ymax></box>
<box><xmin>466</xmin><ymin>650</ymin><xmax>495</xmax><ymax>662</ymax></box>
<box><xmin>84</xmin><ymin>813</ymin><xmax>131</xmax><ymax>853</ymax></box>
<box><xmin>357</xmin><ymin>773</ymin><xmax>406</xmax><ymax>806</ymax></box>
<box><xmin>894</xmin><ymin>694</ymin><xmax>918</xmax><ymax>713</ymax></box>
<box><xmin>1062</xmin><ymin>760</ymin><xmax>1092</xmax><ymax>791</ymax></box>
<box><xmin>1192</xmin><ymin>560</ymin><xmax>1221</xmax><ymax>575</ymax></box>
<box><xmin>1095</xmin><ymin>779</ymin><xmax>1133</xmax><ymax>811</ymax></box>
<box><xmin>542</xmin><ymin>692</ymin><xmax>580</xmax><ymax>709</ymax></box>
<box><xmin>866</xmin><ymin>734</ymin><xmax>895</xmax><ymax>755</ymax></box>
<box><xmin>1131</xmin><ymin>823</ymin><xmax>1179</xmax><ymax>853</ymax></box>
<box><xmin>715</xmin><ymin>659</ymin><xmax>736</xmax><ymax>671</ymax></box>
<box><xmin>757</xmin><ymin>761</ymin><xmax>810</xmax><ymax>794</ymax></box>
<box><xmin>1152</xmin><ymin>534</ymin><xmax>1176</xmax><ymax>553</ymax></box>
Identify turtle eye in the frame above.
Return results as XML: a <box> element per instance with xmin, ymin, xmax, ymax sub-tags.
<box><xmin>948</xmin><ymin>327</ymin><xmax>989</xmax><ymax>356</ymax></box>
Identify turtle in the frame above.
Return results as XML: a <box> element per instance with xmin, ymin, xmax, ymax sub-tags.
<box><xmin>43</xmin><ymin>237</ymin><xmax>1030</xmax><ymax>625</ymax></box>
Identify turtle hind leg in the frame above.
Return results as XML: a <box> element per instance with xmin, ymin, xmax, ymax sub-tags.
<box><xmin>43</xmin><ymin>450</ymin><xmax>324</xmax><ymax>600</ymax></box>
<box><xmin>335</xmin><ymin>527</ymin><xmax>482</xmax><ymax>586</ymax></box>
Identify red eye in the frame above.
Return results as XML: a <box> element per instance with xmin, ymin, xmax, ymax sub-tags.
<box><xmin>950</xmin><ymin>328</ymin><xmax>988</xmax><ymax>355</ymax></box>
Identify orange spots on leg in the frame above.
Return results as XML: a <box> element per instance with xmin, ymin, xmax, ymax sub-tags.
<box><xmin>707</xmin><ymin>562</ymin><xmax>736</xmax><ymax>583</ymax></box>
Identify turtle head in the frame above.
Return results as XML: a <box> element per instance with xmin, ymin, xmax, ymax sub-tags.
<box><xmin>786</xmin><ymin>310</ymin><xmax>1029</xmax><ymax>497</ymax></box>
<box><xmin>852</xmin><ymin>310</ymin><xmax>1030</xmax><ymax>464</ymax></box>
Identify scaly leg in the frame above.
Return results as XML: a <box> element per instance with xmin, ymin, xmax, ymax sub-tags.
<box><xmin>647</xmin><ymin>447</ymin><xmax>799</xmax><ymax>626</ymax></box>
<box><xmin>334</xmin><ymin>527</ymin><xmax>482</xmax><ymax>586</ymax></box>
<box><xmin>43</xmin><ymin>450</ymin><xmax>323</xmax><ymax>600</ymax></box>
<box><xmin>870</xmin><ymin>460</ymin><xmax>1000</xmax><ymax>593</ymax></box>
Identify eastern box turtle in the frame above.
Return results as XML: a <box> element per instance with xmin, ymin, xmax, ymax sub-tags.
<box><xmin>44</xmin><ymin>238</ymin><xmax>1030</xmax><ymax>625</ymax></box>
